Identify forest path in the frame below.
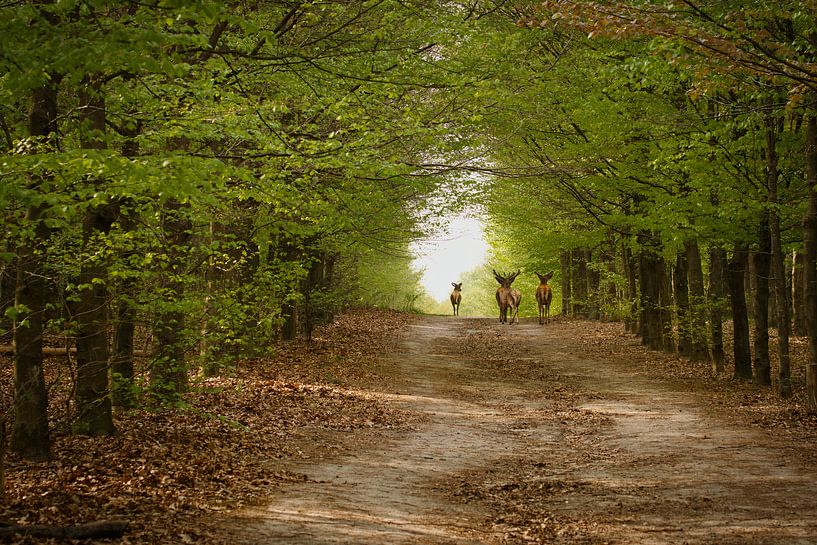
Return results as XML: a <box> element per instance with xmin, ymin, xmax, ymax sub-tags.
<box><xmin>232</xmin><ymin>316</ymin><xmax>817</xmax><ymax>544</ymax></box>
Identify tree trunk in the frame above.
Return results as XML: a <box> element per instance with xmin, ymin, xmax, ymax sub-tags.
<box><xmin>0</xmin><ymin>244</ymin><xmax>15</xmax><ymax>343</ymax></box>
<box><xmin>685</xmin><ymin>240</ymin><xmax>709</xmax><ymax>360</ymax></box>
<box><xmin>658</xmin><ymin>262</ymin><xmax>674</xmax><ymax>353</ymax></box>
<box><xmin>728</xmin><ymin>244</ymin><xmax>753</xmax><ymax>380</ymax></box>
<box><xmin>587</xmin><ymin>250</ymin><xmax>600</xmax><ymax>320</ymax></box>
<box><xmin>110</xmin><ymin>206</ymin><xmax>137</xmax><ymax>407</ymax></box>
<box><xmin>752</xmin><ymin>211</ymin><xmax>772</xmax><ymax>386</ymax></box>
<box><xmin>766</xmin><ymin>115</ymin><xmax>792</xmax><ymax>397</ymax></box>
<box><xmin>11</xmin><ymin>83</ymin><xmax>59</xmax><ymax>461</ymax></box>
<box><xmin>622</xmin><ymin>244</ymin><xmax>638</xmax><ymax>334</ymax></box>
<box><xmin>674</xmin><ymin>250</ymin><xmax>691</xmax><ymax>356</ymax></box>
<box><xmin>73</xmin><ymin>79</ymin><xmax>116</xmax><ymax>435</ymax></box>
<box><xmin>793</xmin><ymin>250</ymin><xmax>807</xmax><ymax>336</ymax></box>
<box><xmin>638</xmin><ymin>240</ymin><xmax>664</xmax><ymax>350</ymax></box>
<box><xmin>74</xmin><ymin>206</ymin><xmax>117</xmax><ymax>435</ymax></box>
<box><xmin>560</xmin><ymin>251</ymin><xmax>571</xmax><ymax>316</ymax></box>
<box><xmin>151</xmin><ymin>200</ymin><xmax>192</xmax><ymax>400</ymax></box>
<box><xmin>803</xmin><ymin>114</ymin><xmax>817</xmax><ymax>410</ymax></box>
<box><xmin>111</xmin><ymin>125</ymin><xmax>142</xmax><ymax>406</ymax></box>
<box><xmin>709</xmin><ymin>246</ymin><xmax>727</xmax><ymax>373</ymax></box>
<box><xmin>574</xmin><ymin>249</ymin><xmax>589</xmax><ymax>318</ymax></box>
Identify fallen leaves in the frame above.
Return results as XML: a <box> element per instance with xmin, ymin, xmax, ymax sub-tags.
<box><xmin>0</xmin><ymin>308</ymin><xmax>416</xmax><ymax>545</ymax></box>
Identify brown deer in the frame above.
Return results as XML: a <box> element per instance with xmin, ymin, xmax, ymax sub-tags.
<box><xmin>493</xmin><ymin>269</ymin><xmax>520</xmax><ymax>324</ymax></box>
<box><xmin>509</xmin><ymin>286</ymin><xmax>522</xmax><ymax>325</ymax></box>
<box><xmin>535</xmin><ymin>271</ymin><xmax>554</xmax><ymax>325</ymax></box>
<box><xmin>450</xmin><ymin>282</ymin><xmax>462</xmax><ymax>316</ymax></box>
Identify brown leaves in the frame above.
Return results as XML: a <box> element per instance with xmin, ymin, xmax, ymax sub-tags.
<box><xmin>0</xmin><ymin>308</ymin><xmax>415</xmax><ymax>544</ymax></box>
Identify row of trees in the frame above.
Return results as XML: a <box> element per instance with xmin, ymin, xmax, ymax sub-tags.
<box><xmin>0</xmin><ymin>1</ymin><xmax>505</xmax><ymax>461</ymax></box>
<box><xmin>479</xmin><ymin>1</ymin><xmax>817</xmax><ymax>405</ymax></box>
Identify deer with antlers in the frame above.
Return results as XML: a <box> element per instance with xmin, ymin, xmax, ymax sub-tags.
<box><xmin>493</xmin><ymin>269</ymin><xmax>521</xmax><ymax>324</ymax></box>
<box><xmin>450</xmin><ymin>282</ymin><xmax>462</xmax><ymax>316</ymax></box>
<box><xmin>535</xmin><ymin>271</ymin><xmax>554</xmax><ymax>325</ymax></box>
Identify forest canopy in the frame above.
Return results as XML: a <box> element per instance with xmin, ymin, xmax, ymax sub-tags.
<box><xmin>4</xmin><ymin>0</ymin><xmax>817</xmax><ymax>464</ymax></box>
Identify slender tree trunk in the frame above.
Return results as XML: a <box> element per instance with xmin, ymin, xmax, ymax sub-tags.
<box><xmin>674</xmin><ymin>250</ymin><xmax>691</xmax><ymax>356</ymax></box>
<box><xmin>622</xmin><ymin>244</ymin><xmax>638</xmax><ymax>333</ymax></box>
<box><xmin>74</xmin><ymin>205</ymin><xmax>117</xmax><ymax>435</ymax></box>
<box><xmin>604</xmin><ymin>247</ymin><xmax>618</xmax><ymax>322</ymax></box>
<box><xmin>73</xmin><ymin>79</ymin><xmax>116</xmax><ymax>435</ymax></box>
<box><xmin>111</xmin><ymin>125</ymin><xmax>141</xmax><ymax>407</ymax></box>
<box><xmin>709</xmin><ymin>246</ymin><xmax>727</xmax><ymax>372</ymax></box>
<box><xmin>793</xmin><ymin>250</ymin><xmax>807</xmax><ymax>336</ymax></box>
<box><xmin>638</xmin><ymin>240</ymin><xmax>664</xmax><ymax>350</ymax></box>
<box><xmin>111</xmin><ymin>183</ymin><xmax>140</xmax><ymax>405</ymax></box>
<box><xmin>0</xmin><ymin>244</ymin><xmax>16</xmax><ymax>343</ymax></box>
<box><xmin>729</xmin><ymin>244</ymin><xmax>753</xmax><ymax>380</ymax></box>
<box><xmin>803</xmin><ymin>114</ymin><xmax>817</xmax><ymax>409</ymax></box>
<box><xmin>585</xmin><ymin>250</ymin><xmax>600</xmax><ymax>320</ymax></box>
<box><xmin>752</xmin><ymin>211</ymin><xmax>772</xmax><ymax>386</ymax></box>
<box><xmin>574</xmin><ymin>250</ymin><xmax>589</xmax><ymax>318</ymax></box>
<box><xmin>560</xmin><ymin>251</ymin><xmax>571</xmax><ymax>316</ymax></box>
<box><xmin>685</xmin><ymin>240</ymin><xmax>708</xmax><ymax>360</ymax></box>
<box><xmin>11</xmin><ymin>83</ymin><xmax>59</xmax><ymax>461</ymax></box>
<box><xmin>765</xmin><ymin>115</ymin><xmax>792</xmax><ymax>397</ymax></box>
<box><xmin>151</xmin><ymin>200</ymin><xmax>192</xmax><ymax>400</ymax></box>
<box><xmin>658</xmin><ymin>263</ymin><xmax>674</xmax><ymax>353</ymax></box>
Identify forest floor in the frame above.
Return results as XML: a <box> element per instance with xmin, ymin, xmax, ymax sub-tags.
<box><xmin>4</xmin><ymin>309</ymin><xmax>817</xmax><ymax>544</ymax></box>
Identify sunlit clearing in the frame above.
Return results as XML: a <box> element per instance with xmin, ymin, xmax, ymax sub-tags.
<box><xmin>411</xmin><ymin>214</ymin><xmax>488</xmax><ymax>301</ymax></box>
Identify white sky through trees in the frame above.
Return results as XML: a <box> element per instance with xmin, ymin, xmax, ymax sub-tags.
<box><xmin>412</xmin><ymin>214</ymin><xmax>488</xmax><ymax>302</ymax></box>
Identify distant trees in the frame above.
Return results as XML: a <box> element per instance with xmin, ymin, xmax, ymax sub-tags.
<box><xmin>0</xmin><ymin>1</ymin><xmax>484</xmax><ymax>458</ymax></box>
<box><xmin>480</xmin><ymin>1</ymin><xmax>817</xmax><ymax>405</ymax></box>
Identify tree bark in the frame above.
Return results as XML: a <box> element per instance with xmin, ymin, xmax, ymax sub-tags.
<box><xmin>73</xmin><ymin>78</ymin><xmax>116</xmax><ymax>435</ymax></box>
<box><xmin>765</xmin><ymin>115</ymin><xmax>792</xmax><ymax>397</ymax></box>
<box><xmin>622</xmin><ymin>244</ymin><xmax>639</xmax><ymax>333</ymax></box>
<box><xmin>151</xmin><ymin>200</ymin><xmax>192</xmax><ymax>400</ymax></box>
<box><xmin>793</xmin><ymin>250</ymin><xmax>807</xmax><ymax>336</ymax></box>
<box><xmin>658</xmin><ymin>261</ymin><xmax>674</xmax><ymax>353</ymax></box>
<box><xmin>638</xmin><ymin>239</ymin><xmax>664</xmax><ymax>350</ymax></box>
<box><xmin>11</xmin><ymin>83</ymin><xmax>59</xmax><ymax>461</ymax></box>
<box><xmin>728</xmin><ymin>244</ymin><xmax>753</xmax><ymax>380</ymax></box>
<box><xmin>709</xmin><ymin>246</ymin><xmax>728</xmax><ymax>373</ymax></box>
<box><xmin>803</xmin><ymin>114</ymin><xmax>817</xmax><ymax>410</ymax></box>
<box><xmin>0</xmin><ymin>243</ymin><xmax>15</xmax><ymax>343</ymax></box>
<box><xmin>0</xmin><ymin>520</ymin><xmax>129</xmax><ymax>540</ymax></box>
<box><xmin>752</xmin><ymin>211</ymin><xmax>772</xmax><ymax>386</ymax></box>
<box><xmin>560</xmin><ymin>251</ymin><xmax>571</xmax><ymax>316</ymax></box>
<box><xmin>587</xmin><ymin>250</ymin><xmax>600</xmax><ymax>320</ymax></box>
<box><xmin>573</xmin><ymin>249</ymin><xmax>589</xmax><ymax>318</ymax></box>
<box><xmin>111</xmin><ymin>125</ymin><xmax>141</xmax><ymax>407</ymax></box>
<box><xmin>685</xmin><ymin>240</ymin><xmax>709</xmax><ymax>360</ymax></box>
<box><xmin>674</xmin><ymin>249</ymin><xmax>691</xmax><ymax>356</ymax></box>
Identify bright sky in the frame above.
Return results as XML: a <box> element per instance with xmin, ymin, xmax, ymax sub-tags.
<box><xmin>411</xmin><ymin>214</ymin><xmax>489</xmax><ymax>302</ymax></box>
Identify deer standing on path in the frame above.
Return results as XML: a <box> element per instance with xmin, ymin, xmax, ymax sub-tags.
<box><xmin>509</xmin><ymin>286</ymin><xmax>521</xmax><ymax>325</ymax></box>
<box><xmin>535</xmin><ymin>271</ymin><xmax>554</xmax><ymax>325</ymax></box>
<box><xmin>493</xmin><ymin>269</ymin><xmax>520</xmax><ymax>324</ymax></box>
<box><xmin>450</xmin><ymin>282</ymin><xmax>462</xmax><ymax>316</ymax></box>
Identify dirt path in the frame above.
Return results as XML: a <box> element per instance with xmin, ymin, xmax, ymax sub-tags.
<box><xmin>231</xmin><ymin>316</ymin><xmax>817</xmax><ymax>544</ymax></box>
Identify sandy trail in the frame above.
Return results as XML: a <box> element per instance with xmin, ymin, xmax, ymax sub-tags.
<box><xmin>232</xmin><ymin>316</ymin><xmax>817</xmax><ymax>544</ymax></box>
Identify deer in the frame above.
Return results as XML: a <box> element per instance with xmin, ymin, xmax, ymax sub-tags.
<box><xmin>509</xmin><ymin>286</ymin><xmax>522</xmax><ymax>325</ymax></box>
<box><xmin>493</xmin><ymin>269</ymin><xmax>520</xmax><ymax>324</ymax></box>
<box><xmin>450</xmin><ymin>282</ymin><xmax>462</xmax><ymax>316</ymax></box>
<box><xmin>535</xmin><ymin>271</ymin><xmax>554</xmax><ymax>325</ymax></box>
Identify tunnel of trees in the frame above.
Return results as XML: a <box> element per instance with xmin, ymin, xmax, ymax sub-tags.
<box><xmin>3</xmin><ymin>0</ymin><xmax>817</xmax><ymax>464</ymax></box>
